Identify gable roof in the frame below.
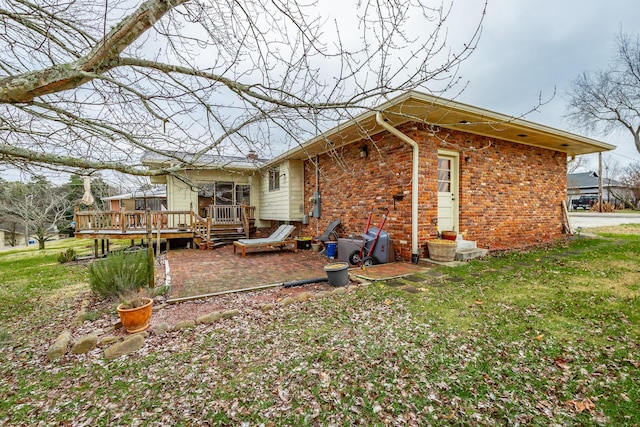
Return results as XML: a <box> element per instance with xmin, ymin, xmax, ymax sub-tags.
<box><xmin>273</xmin><ymin>91</ymin><xmax>614</xmax><ymax>164</ymax></box>
<box><xmin>568</xmin><ymin>171</ymin><xmax>623</xmax><ymax>190</ymax></box>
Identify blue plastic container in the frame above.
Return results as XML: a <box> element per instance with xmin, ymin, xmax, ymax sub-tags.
<box><xmin>325</xmin><ymin>241</ymin><xmax>338</xmax><ymax>258</ymax></box>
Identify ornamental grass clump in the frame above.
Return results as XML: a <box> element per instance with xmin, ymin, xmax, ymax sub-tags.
<box><xmin>88</xmin><ymin>249</ymin><xmax>149</xmax><ymax>300</ymax></box>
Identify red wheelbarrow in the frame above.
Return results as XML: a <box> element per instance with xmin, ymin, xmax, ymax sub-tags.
<box><xmin>348</xmin><ymin>207</ymin><xmax>390</xmax><ymax>267</ymax></box>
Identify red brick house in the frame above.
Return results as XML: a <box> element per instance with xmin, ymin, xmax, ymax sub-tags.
<box><xmin>264</xmin><ymin>91</ymin><xmax>614</xmax><ymax>261</ymax></box>
<box><xmin>147</xmin><ymin>91</ymin><xmax>613</xmax><ymax>261</ymax></box>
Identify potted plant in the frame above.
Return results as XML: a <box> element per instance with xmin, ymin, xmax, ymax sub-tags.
<box><xmin>116</xmin><ymin>290</ymin><xmax>153</xmax><ymax>333</ymax></box>
<box><xmin>88</xmin><ymin>249</ymin><xmax>153</xmax><ymax>333</ymax></box>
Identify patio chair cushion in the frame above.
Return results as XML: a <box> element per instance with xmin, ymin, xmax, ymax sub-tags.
<box><xmin>233</xmin><ymin>224</ymin><xmax>298</xmax><ymax>257</ymax></box>
<box><xmin>236</xmin><ymin>224</ymin><xmax>295</xmax><ymax>246</ymax></box>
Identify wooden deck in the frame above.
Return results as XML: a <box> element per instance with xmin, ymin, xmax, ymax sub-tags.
<box><xmin>74</xmin><ymin>205</ymin><xmax>256</xmax><ymax>249</ymax></box>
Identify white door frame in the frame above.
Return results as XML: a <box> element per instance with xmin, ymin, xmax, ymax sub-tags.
<box><xmin>436</xmin><ymin>150</ymin><xmax>460</xmax><ymax>232</ymax></box>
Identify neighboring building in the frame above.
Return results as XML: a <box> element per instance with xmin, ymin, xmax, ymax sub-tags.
<box><xmin>147</xmin><ymin>91</ymin><xmax>614</xmax><ymax>260</ymax></box>
<box><xmin>1</xmin><ymin>229</ymin><xmax>28</xmax><ymax>247</ymax></box>
<box><xmin>102</xmin><ymin>187</ymin><xmax>167</xmax><ymax>212</ymax></box>
<box><xmin>0</xmin><ymin>229</ymin><xmax>57</xmax><ymax>248</ymax></box>
<box><xmin>567</xmin><ymin>171</ymin><xmax>629</xmax><ymax>207</ymax></box>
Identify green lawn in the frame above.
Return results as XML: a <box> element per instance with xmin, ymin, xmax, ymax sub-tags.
<box><xmin>1</xmin><ymin>231</ymin><xmax>639</xmax><ymax>426</ymax></box>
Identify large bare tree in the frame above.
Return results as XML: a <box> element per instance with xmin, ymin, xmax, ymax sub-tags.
<box><xmin>0</xmin><ymin>0</ymin><xmax>486</xmax><ymax>178</ymax></box>
<box><xmin>566</xmin><ymin>31</ymin><xmax>640</xmax><ymax>155</ymax></box>
<box><xmin>619</xmin><ymin>161</ymin><xmax>640</xmax><ymax>209</ymax></box>
<box><xmin>0</xmin><ymin>176</ymin><xmax>71</xmax><ymax>249</ymax></box>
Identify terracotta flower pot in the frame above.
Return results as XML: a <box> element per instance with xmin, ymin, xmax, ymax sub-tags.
<box><xmin>117</xmin><ymin>298</ymin><xmax>153</xmax><ymax>333</ymax></box>
<box><xmin>441</xmin><ymin>230</ymin><xmax>457</xmax><ymax>241</ymax></box>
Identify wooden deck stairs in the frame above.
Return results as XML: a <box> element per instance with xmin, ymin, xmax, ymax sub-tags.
<box><xmin>194</xmin><ymin>222</ymin><xmax>257</xmax><ymax>250</ymax></box>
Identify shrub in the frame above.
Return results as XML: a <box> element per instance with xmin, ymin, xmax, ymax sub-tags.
<box><xmin>88</xmin><ymin>249</ymin><xmax>150</xmax><ymax>299</ymax></box>
<box><xmin>57</xmin><ymin>248</ymin><xmax>76</xmax><ymax>264</ymax></box>
<box><xmin>590</xmin><ymin>202</ymin><xmax>617</xmax><ymax>212</ymax></box>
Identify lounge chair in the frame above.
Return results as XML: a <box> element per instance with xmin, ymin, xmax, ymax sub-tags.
<box><xmin>233</xmin><ymin>224</ymin><xmax>298</xmax><ymax>257</ymax></box>
<box><xmin>316</xmin><ymin>219</ymin><xmax>341</xmax><ymax>243</ymax></box>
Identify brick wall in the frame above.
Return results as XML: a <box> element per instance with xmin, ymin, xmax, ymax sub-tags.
<box><xmin>300</xmin><ymin>122</ymin><xmax>567</xmax><ymax>260</ymax></box>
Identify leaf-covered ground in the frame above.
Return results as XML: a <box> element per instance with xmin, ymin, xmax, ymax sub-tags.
<box><xmin>1</xmin><ymin>232</ymin><xmax>639</xmax><ymax>426</ymax></box>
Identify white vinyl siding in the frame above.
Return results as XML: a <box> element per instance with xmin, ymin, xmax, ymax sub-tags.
<box><xmin>259</xmin><ymin>160</ymin><xmax>304</xmax><ymax>221</ymax></box>
<box><xmin>167</xmin><ymin>175</ymin><xmax>197</xmax><ymax>212</ymax></box>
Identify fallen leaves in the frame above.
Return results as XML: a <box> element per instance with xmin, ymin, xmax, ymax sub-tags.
<box><xmin>566</xmin><ymin>397</ymin><xmax>595</xmax><ymax>413</ymax></box>
<box><xmin>6</xmin><ymin>240</ymin><xmax>640</xmax><ymax>426</ymax></box>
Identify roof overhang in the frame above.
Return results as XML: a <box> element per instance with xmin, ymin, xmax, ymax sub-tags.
<box><xmin>273</xmin><ymin>91</ymin><xmax>615</xmax><ymax>163</ymax></box>
<box><xmin>102</xmin><ymin>188</ymin><xmax>167</xmax><ymax>201</ymax></box>
<box><xmin>141</xmin><ymin>151</ymin><xmax>265</xmax><ymax>172</ymax></box>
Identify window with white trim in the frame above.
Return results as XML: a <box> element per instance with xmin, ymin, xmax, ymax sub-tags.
<box><xmin>269</xmin><ymin>167</ymin><xmax>280</xmax><ymax>191</ymax></box>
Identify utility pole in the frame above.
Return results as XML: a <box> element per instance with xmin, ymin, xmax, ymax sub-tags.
<box><xmin>598</xmin><ymin>153</ymin><xmax>603</xmax><ymax>213</ymax></box>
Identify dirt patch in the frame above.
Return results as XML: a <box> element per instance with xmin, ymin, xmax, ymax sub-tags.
<box><xmin>154</xmin><ymin>281</ymin><xmax>335</xmax><ymax>327</ymax></box>
<box><xmin>77</xmin><ymin>278</ymin><xmax>351</xmax><ymax>338</ymax></box>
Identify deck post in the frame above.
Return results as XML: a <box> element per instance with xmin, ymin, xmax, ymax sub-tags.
<box><xmin>190</xmin><ymin>202</ymin><xmax>194</xmax><ymax>229</ymax></box>
<box><xmin>156</xmin><ymin>213</ymin><xmax>161</xmax><ymax>255</ymax></box>
<box><xmin>74</xmin><ymin>204</ymin><xmax>79</xmax><ymax>234</ymax></box>
<box><xmin>120</xmin><ymin>208</ymin><xmax>126</xmax><ymax>233</ymax></box>
<box><xmin>146</xmin><ymin>209</ymin><xmax>155</xmax><ymax>288</ymax></box>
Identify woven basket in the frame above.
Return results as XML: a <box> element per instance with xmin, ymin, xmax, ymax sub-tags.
<box><xmin>426</xmin><ymin>239</ymin><xmax>457</xmax><ymax>262</ymax></box>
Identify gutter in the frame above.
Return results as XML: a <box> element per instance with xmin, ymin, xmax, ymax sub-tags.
<box><xmin>375</xmin><ymin>112</ymin><xmax>420</xmax><ymax>263</ymax></box>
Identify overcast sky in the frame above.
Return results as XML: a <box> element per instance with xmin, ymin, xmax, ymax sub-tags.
<box><xmin>448</xmin><ymin>0</ymin><xmax>640</xmax><ymax>171</ymax></box>
<box><xmin>4</xmin><ymin>0</ymin><xmax>640</xmax><ymax>185</ymax></box>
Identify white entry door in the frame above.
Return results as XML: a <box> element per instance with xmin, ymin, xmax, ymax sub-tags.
<box><xmin>437</xmin><ymin>153</ymin><xmax>459</xmax><ymax>232</ymax></box>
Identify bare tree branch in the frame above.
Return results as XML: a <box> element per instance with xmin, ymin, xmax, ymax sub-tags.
<box><xmin>0</xmin><ymin>0</ymin><xmax>487</xmax><ymax>177</ymax></box>
<box><xmin>566</xmin><ymin>30</ymin><xmax>640</xmax><ymax>154</ymax></box>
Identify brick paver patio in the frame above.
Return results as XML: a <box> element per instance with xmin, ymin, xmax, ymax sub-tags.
<box><xmin>166</xmin><ymin>245</ymin><xmax>433</xmax><ymax>299</ymax></box>
<box><xmin>167</xmin><ymin>245</ymin><xmax>333</xmax><ymax>298</ymax></box>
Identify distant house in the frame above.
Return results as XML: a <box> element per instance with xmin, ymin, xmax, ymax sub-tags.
<box><xmin>1</xmin><ymin>228</ymin><xmax>29</xmax><ymax>247</ymax></box>
<box><xmin>0</xmin><ymin>228</ymin><xmax>58</xmax><ymax>248</ymax></box>
<box><xmin>102</xmin><ymin>187</ymin><xmax>167</xmax><ymax>212</ymax></box>
<box><xmin>143</xmin><ymin>91</ymin><xmax>614</xmax><ymax>259</ymax></box>
<box><xmin>567</xmin><ymin>171</ymin><xmax>628</xmax><ymax>206</ymax></box>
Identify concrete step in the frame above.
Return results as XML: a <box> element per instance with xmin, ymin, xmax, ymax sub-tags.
<box><xmin>456</xmin><ymin>239</ymin><xmax>478</xmax><ymax>251</ymax></box>
<box><xmin>455</xmin><ymin>248</ymin><xmax>488</xmax><ymax>261</ymax></box>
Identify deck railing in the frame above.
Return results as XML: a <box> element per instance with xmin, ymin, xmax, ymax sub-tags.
<box><xmin>74</xmin><ymin>205</ymin><xmax>255</xmax><ymax>234</ymax></box>
<box><xmin>204</xmin><ymin>204</ymin><xmax>255</xmax><ymax>224</ymax></box>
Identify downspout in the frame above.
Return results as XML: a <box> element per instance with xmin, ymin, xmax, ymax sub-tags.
<box><xmin>315</xmin><ymin>155</ymin><xmax>320</xmax><ymax>237</ymax></box>
<box><xmin>375</xmin><ymin>112</ymin><xmax>420</xmax><ymax>263</ymax></box>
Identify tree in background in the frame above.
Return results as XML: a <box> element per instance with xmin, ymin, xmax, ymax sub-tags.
<box><xmin>567</xmin><ymin>31</ymin><xmax>640</xmax><ymax>155</ymax></box>
<box><xmin>0</xmin><ymin>177</ymin><xmax>71</xmax><ymax>249</ymax></box>
<box><xmin>59</xmin><ymin>175</ymin><xmax>115</xmax><ymax>233</ymax></box>
<box><xmin>619</xmin><ymin>162</ymin><xmax>640</xmax><ymax>209</ymax></box>
<box><xmin>0</xmin><ymin>177</ymin><xmax>22</xmax><ymax>246</ymax></box>
<box><xmin>567</xmin><ymin>156</ymin><xmax>592</xmax><ymax>174</ymax></box>
<box><xmin>63</xmin><ymin>175</ymin><xmax>114</xmax><ymax>210</ymax></box>
<box><xmin>0</xmin><ymin>0</ymin><xmax>486</xmax><ymax>178</ymax></box>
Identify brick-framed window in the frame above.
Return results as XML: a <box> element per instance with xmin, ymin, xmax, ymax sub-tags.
<box><xmin>269</xmin><ymin>167</ymin><xmax>280</xmax><ymax>191</ymax></box>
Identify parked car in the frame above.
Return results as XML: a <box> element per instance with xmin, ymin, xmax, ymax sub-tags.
<box><xmin>571</xmin><ymin>195</ymin><xmax>598</xmax><ymax>210</ymax></box>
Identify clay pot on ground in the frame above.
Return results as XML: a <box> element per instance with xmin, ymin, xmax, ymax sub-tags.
<box><xmin>441</xmin><ymin>230</ymin><xmax>457</xmax><ymax>241</ymax></box>
<box><xmin>117</xmin><ymin>298</ymin><xmax>153</xmax><ymax>333</ymax></box>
